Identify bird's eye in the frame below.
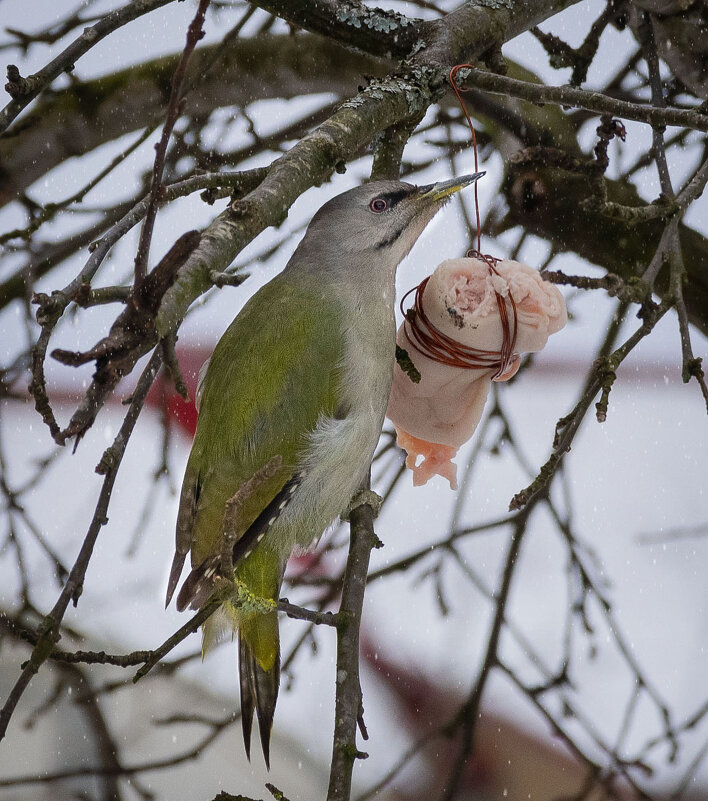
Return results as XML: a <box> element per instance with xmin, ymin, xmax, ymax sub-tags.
<box><xmin>370</xmin><ymin>197</ymin><xmax>388</xmax><ymax>213</ymax></box>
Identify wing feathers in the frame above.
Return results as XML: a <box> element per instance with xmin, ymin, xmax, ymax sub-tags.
<box><xmin>167</xmin><ymin>276</ymin><xmax>345</xmax><ymax>766</ymax></box>
<box><xmin>230</xmin><ymin>470</ymin><xmax>303</xmax><ymax>565</ymax></box>
<box><xmin>173</xmin><ymin>471</ymin><xmax>303</xmax><ymax>611</ymax></box>
<box><xmin>166</xmin><ymin>467</ymin><xmax>202</xmax><ymax>607</ymax></box>
<box><xmin>175</xmin><ymin>555</ymin><xmax>219</xmax><ymax>612</ymax></box>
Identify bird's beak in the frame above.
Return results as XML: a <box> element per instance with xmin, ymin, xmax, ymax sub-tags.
<box><xmin>418</xmin><ymin>172</ymin><xmax>485</xmax><ymax>201</ymax></box>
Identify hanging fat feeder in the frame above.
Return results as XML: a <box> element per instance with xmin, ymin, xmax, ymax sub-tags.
<box><xmin>386</xmin><ymin>66</ymin><xmax>568</xmax><ymax>488</ymax></box>
<box><xmin>387</xmin><ymin>256</ymin><xmax>567</xmax><ymax>488</ymax></box>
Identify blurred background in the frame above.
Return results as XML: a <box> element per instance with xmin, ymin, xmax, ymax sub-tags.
<box><xmin>0</xmin><ymin>1</ymin><xmax>706</xmax><ymax>799</ymax></box>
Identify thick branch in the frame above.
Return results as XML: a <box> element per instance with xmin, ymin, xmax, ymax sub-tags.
<box><xmin>416</xmin><ymin>0</ymin><xmax>582</xmax><ymax>68</ymax></box>
<box><xmin>155</xmin><ymin>66</ymin><xmax>445</xmax><ymax>337</ymax></box>
<box><xmin>252</xmin><ymin>0</ymin><xmax>424</xmax><ymax>59</ymax></box>
<box><xmin>157</xmin><ymin>0</ymin><xmax>584</xmax><ymax>339</ymax></box>
<box><xmin>500</xmin><ymin>163</ymin><xmax>708</xmax><ymax>334</ymax></box>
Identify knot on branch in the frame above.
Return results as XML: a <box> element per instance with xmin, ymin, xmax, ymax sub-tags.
<box><xmin>592</xmin><ymin>115</ymin><xmax>626</xmax><ymax>175</ymax></box>
<box><xmin>508</xmin><ymin>464</ymin><xmax>552</xmax><ymax>511</ymax></box>
<box><xmin>342</xmin><ymin>489</ymin><xmax>383</xmax><ymax>522</ymax></box>
<box><xmin>32</xmin><ymin>291</ymin><xmax>67</xmax><ymax>326</ymax></box>
<box><xmin>229</xmin><ymin>196</ymin><xmax>259</xmax><ymax>220</ymax></box>
<box><xmin>5</xmin><ymin>64</ymin><xmax>40</xmax><ymax>99</ymax></box>
<box><xmin>506</xmin><ymin>168</ymin><xmax>548</xmax><ymax>216</ymax></box>
<box><xmin>637</xmin><ymin>297</ymin><xmax>661</xmax><ymax>327</ymax></box>
<box><xmin>683</xmin><ymin>356</ymin><xmax>704</xmax><ymax>384</ymax></box>
<box><xmin>342</xmin><ymin>742</ymin><xmax>369</xmax><ymax>762</ymax></box>
<box><xmin>592</xmin><ymin>356</ymin><xmax>618</xmax><ymax>423</ymax></box>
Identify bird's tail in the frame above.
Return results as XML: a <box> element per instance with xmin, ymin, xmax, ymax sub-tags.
<box><xmin>173</xmin><ymin>545</ymin><xmax>284</xmax><ymax>766</ymax></box>
<box><xmin>232</xmin><ymin>548</ymin><xmax>284</xmax><ymax>768</ymax></box>
<box><xmin>239</xmin><ymin>611</ymin><xmax>280</xmax><ymax>768</ymax></box>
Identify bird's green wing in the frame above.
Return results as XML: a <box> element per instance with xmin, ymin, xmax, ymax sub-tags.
<box><xmin>167</xmin><ymin>273</ymin><xmax>344</xmax><ymax>604</ymax></box>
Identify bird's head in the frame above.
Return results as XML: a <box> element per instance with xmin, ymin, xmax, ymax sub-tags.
<box><xmin>293</xmin><ymin>173</ymin><xmax>485</xmax><ymax>275</ymax></box>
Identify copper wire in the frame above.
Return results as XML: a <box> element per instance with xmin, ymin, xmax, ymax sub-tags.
<box><xmin>450</xmin><ymin>63</ymin><xmax>482</xmax><ymax>254</ymax></box>
<box><xmin>398</xmin><ymin>67</ymin><xmax>519</xmax><ymax>380</ymax></box>
<box><xmin>401</xmin><ymin>253</ymin><xmax>518</xmax><ymax>380</ymax></box>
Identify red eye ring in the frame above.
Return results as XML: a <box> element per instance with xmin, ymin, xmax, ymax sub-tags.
<box><xmin>370</xmin><ymin>197</ymin><xmax>388</xmax><ymax>213</ymax></box>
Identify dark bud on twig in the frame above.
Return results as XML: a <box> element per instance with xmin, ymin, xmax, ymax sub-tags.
<box><xmin>5</xmin><ymin>64</ymin><xmax>37</xmax><ymax>99</ymax></box>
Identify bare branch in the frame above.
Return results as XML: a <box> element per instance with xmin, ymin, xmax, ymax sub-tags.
<box><xmin>0</xmin><ymin>0</ymin><xmax>179</xmax><ymax>134</ymax></box>
<box><xmin>133</xmin><ymin>0</ymin><xmax>211</xmax><ymax>284</ymax></box>
<box><xmin>327</xmin><ymin>480</ymin><xmax>381</xmax><ymax>800</ymax></box>
<box><xmin>509</xmin><ymin>299</ymin><xmax>671</xmax><ymax>511</ymax></box>
<box><xmin>0</xmin><ymin>348</ymin><xmax>163</xmax><ymax>742</ymax></box>
<box><xmin>456</xmin><ymin>67</ymin><xmax>708</xmax><ymax>133</ymax></box>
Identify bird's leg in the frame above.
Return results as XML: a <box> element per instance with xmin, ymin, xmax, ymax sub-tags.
<box><xmin>221</xmin><ymin>455</ymin><xmax>283</xmax><ymax>577</ymax></box>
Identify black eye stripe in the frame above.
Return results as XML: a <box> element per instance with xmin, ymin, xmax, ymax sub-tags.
<box><xmin>383</xmin><ymin>188</ymin><xmax>409</xmax><ymax>206</ymax></box>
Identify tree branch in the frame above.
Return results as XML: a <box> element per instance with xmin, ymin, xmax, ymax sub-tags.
<box><xmin>0</xmin><ymin>0</ymin><xmax>179</xmax><ymax>134</ymax></box>
<box><xmin>0</xmin><ymin>349</ymin><xmax>163</xmax><ymax>742</ymax></box>
<box><xmin>133</xmin><ymin>0</ymin><xmax>211</xmax><ymax>285</ymax></box>
<box><xmin>252</xmin><ymin>0</ymin><xmax>424</xmax><ymax>59</ymax></box>
<box><xmin>327</xmin><ymin>481</ymin><xmax>381</xmax><ymax>801</ymax></box>
<box><xmin>456</xmin><ymin>67</ymin><xmax>708</xmax><ymax>133</ymax></box>
<box><xmin>0</xmin><ymin>34</ymin><xmax>386</xmax><ymax>206</ymax></box>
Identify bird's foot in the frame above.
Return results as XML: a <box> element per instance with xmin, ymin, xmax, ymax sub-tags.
<box><xmin>233</xmin><ymin>579</ymin><xmax>278</xmax><ymax>615</ymax></box>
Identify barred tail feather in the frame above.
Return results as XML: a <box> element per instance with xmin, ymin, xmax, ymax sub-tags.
<box><xmin>239</xmin><ymin>635</ymin><xmax>255</xmax><ymax>762</ymax></box>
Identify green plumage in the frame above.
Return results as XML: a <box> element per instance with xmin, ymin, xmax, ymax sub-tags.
<box><xmin>186</xmin><ymin>275</ymin><xmax>344</xmax><ymax>568</ymax></box>
<box><xmin>182</xmin><ymin>273</ymin><xmax>343</xmax><ymax>649</ymax></box>
<box><xmin>172</xmin><ymin>272</ymin><xmax>347</xmax><ymax>766</ymax></box>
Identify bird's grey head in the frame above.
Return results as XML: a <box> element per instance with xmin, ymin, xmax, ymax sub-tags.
<box><xmin>291</xmin><ymin>174</ymin><xmax>484</xmax><ymax>277</ymax></box>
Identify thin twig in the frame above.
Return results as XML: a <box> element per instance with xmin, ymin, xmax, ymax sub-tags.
<box><xmin>133</xmin><ymin>0</ymin><xmax>211</xmax><ymax>284</ymax></box>
<box><xmin>637</xmin><ymin>12</ymin><xmax>674</xmax><ymax>199</ymax></box>
<box><xmin>440</xmin><ymin>511</ymin><xmax>530</xmax><ymax>800</ymax></box>
<box><xmin>455</xmin><ymin>68</ymin><xmax>708</xmax><ymax>133</ymax></box>
<box><xmin>0</xmin><ymin>0</ymin><xmax>178</xmax><ymax>134</ymax></box>
<box><xmin>0</xmin><ymin>349</ymin><xmax>163</xmax><ymax>742</ymax></box>
<box><xmin>0</xmin><ymin>125</ymin><xmax>156</xmax><ymax>246</ymax></box>
<box><xmin>509</xmin><ymin>296</ymin><xmax>670</xmax><ymax>511</ymax></box>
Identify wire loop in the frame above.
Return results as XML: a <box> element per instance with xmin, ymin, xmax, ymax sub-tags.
<box><xmin>401</xmin><ymin>252</ymin><xmax>518</xmax><ymax>380</ymax></box>
<box><xmin>397</xmin><ymin>67</ymin><xmax>520</xmax><ymax>381</ymax></box>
